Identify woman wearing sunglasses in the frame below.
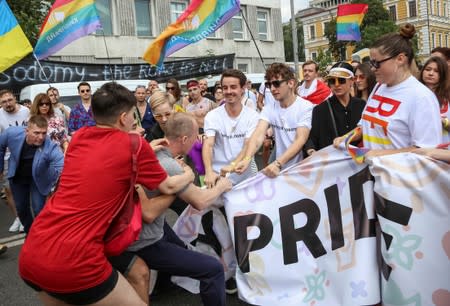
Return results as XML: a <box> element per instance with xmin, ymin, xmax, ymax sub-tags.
<box><xmin>30</xmin><ymin>93</ymin><xmax>69</xmax><ymax>153</ymax></box>
<box><xmin>165</xmin><ymin>78</ymin><xmax>189</xmax><ymax>112</ymax></box>
<box><xmin>354</xmin><ymin>63</ymin><xmax>376</xmax><ymax>102</ymax></box>
<box><xmin>334</xmin><ymin>23</ymin><xmax>441</xmax><ymax>155</ymax></box>
<box><xmin>305</xmin><ymin>62</ymin><xmax>366</xmax><ymax>156</ymax></box>
<box><xmin>419</xmin><ymin>56</ymin><xmax>449</xmax><ymax>143</ymax></box>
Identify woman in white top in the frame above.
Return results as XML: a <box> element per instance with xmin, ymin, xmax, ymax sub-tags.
<box><xmin>334</xmin><ymin>23</ymin><xmax>442</xmax><ymax>154</ymax></box>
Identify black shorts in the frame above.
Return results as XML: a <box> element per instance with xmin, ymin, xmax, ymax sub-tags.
<box><xmin>23</xmin><ymin>269</ymin><xmax>119</xmax><ymax>305</ymax></box>
<box><xmin>108</xmin><ymin>251</ymin><xmax>137</xmax><ymax>277</ymax></box>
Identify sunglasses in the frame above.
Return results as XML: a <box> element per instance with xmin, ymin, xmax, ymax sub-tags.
<box><xmin>153</xmin><ymin>112</ymin><xmax>172</xmax><ymax>120</ymax></box>
<box><xmin>265</xmin><ymin>79</ymin><xmax>288</xmax><ymax>89</ymax></box>
<box><xmin>39</xmin><ymin>103</ymin><xmax>51</xmax><ymax>107</ymax></box>
<box><xmin>166</xmin><ymin>86</ymin><xmax>175</xmax><ymax>91</ymax></box>
<box><xmin>369</xmin><ymin>54</ymin><xmax>397</xmax><ymax>69</ymax></box>
<box><xmin>80</xmin><ymin>89</ymin><xmax>91</xmax><ymax>93</ymax></box>
<box><xmin>327</xmin><ymin>77</ymin><xmax>347</xmax><ymax>86</ymax></box>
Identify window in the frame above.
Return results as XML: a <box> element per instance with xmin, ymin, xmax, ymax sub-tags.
<box><xmin>310</xmin><ymin>25</ymin><xmax>316</xmax><ymax>40</ymax></box>
<box><xmin>444</xmin><ymin>2</ymin><xmax>447</xmax><ymax>17</ymax></box>
<box><xmin>135</xmin><ymin>0</ymin><xmax>151</xmax><ymax>36</ymax></box>
<box><xmin>170</xmin><ymin>1</ymin><xmax>187</xmax><ymax>23</ymax></box>
<box><xmin>237</xmin><ymin>63</ymin><xmax>248</xmax><ymax>73</ymax></box>
<box><xmin>311</xmin><ymin>52</ymin><xmax>317</xmax><ymax>60</ymax></box>
<box><xmin>323</xmin><ymin>21</ymin><xmax>330</xmax><ymax>35</ymax></box>
<box><xmin>389</xmin><ymin>5</ymin><xmax>397</xmax><ymax>21</ymax></box>
<box><xmin>438</xmin><ymin>34</ymin><xmax>442</xmax><ymax>47</ymax></box>
<box><xmin>96</xmin><ymin>0</ymin><xmax>113</xmax><ymax>35</ymax></box>
<box><xmin>430</xmin><ymin>0</ymin><xmax>434</xmax><ymax>15</ymax></box>
<box><xmin>257</xmin><ymin>9</ymin><xmax>269</xmax><ymax>40</ymax></box>
<box><xmin>431</xmin><ymin>33</ymin><xmax>435</xmax><ymax>49</ymax></box>
<box><xmin>232</xmin><ymin>8</ymin><xmax>246</xmax><ymax>39</ymax></box>
<box><xmin>408</xmin><ymin>1</ymin><xmax>417</xmax><ymax>17</ymax></box>
<box><xmin>446</xmin><ymin>34</ymin><xmax>449</xmax><ymax>47</ymax></box>
<box><xmin>436</xmin><ymin>1</ymin><xmax>440</xmax><ymax>16</ymax></box>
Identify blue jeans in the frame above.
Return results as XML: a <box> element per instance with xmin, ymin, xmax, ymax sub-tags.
<box><xmin>9</xmin><ymin>180</ymin><xmax>46</xmax><ymax>233</ymax></box>
<box><xmin>136</xmin><ymin>222</ymin><xmax>225</xmax><ymax>306</ymax></box>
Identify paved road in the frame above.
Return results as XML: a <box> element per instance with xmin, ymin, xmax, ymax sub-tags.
<box><xmin>0</xmin><ymin>199</ymin><xmax>250</xmax><ymax>306</ymax></box>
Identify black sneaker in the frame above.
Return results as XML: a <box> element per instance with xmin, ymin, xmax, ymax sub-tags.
<box><xmin>225</xmin><ymin>278</ymin><xmax>237</xmax><ymax>295</ymax></box>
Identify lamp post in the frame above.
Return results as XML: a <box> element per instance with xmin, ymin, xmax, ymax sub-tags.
<box><xmin>290</xmin><ymin>0</ymin><xmax>299</xmax><ymax>77</ymax></box>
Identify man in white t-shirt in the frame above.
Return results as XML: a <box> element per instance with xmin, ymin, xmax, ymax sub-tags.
<box><xmin>203</xmin><ymin>69</ymin><xmax>260</xmax><ymax>188</ymax></box>
<box><xmin>235</xmin><ymin>63</ymin><xmax>314</xmax><ymax>177</ymax></box>
<box><xmin>0</xmin><ymin>89</ymin><xmax>30</xmax><ymax>233</ymax></box>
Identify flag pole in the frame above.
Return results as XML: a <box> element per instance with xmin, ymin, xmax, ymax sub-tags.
<box><xmin>240</xmin><ymin>9</ymin><xmax>266</xmax><ymax>70</ymax></box>
<box><xmin>100</xmin><ymin>29</ymin><xmax>115</xmax><ymax>83</ymax></box>
<box><xmin>32</xmin><ymin>52</ymin><xmax>53</xmax><ymax>88</ymax></box>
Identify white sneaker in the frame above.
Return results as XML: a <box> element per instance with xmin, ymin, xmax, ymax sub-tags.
<box><xmin>8</xmin><ymin>217</ymin><xmax>21</xmax><ymax>232</ymax></box>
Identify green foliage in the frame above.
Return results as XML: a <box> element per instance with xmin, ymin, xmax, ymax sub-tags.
<box><xmin>316</xmin><ymin>48</ymin><xmax>333</xmax><ymax>76</ymax></box>
<box><xmin>324</xmin><ymin>19</ymin><xmax>347</xmax><ymax>61</ymax></box>
<box><xmin>8</xmin><ymin>0</ymin><xmax>53</xmax><ymax>45</ymax></box>
<box><xmin>324</xmin><ymin>0</ymin><xmax>397</xmax><ymax>60</ymax></box>
<box><xmin>283</xmin><ymin>20</ymin><xmax>305</xmax><ymax>62</ymax></box>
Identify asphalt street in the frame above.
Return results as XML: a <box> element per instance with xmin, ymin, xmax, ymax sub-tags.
<box><xmin>0</xmin><ymin>198</ymin><xmax>251</xmax><ymax>306</ymax></box>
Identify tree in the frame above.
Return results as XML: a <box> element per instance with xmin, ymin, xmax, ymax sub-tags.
<box><xmin>9</xmin><ymin>0</ymin><xmax>53</xmax><ymax>45</ymax></box>
<box><xmin>324</xmin><ymin>0</ymin><xmax>397</xmax><ymax>60</ymax></box>
<box><xmin>316</xmin><ymin>48</ymin><xmax>333</xmax><ymax>76</ymax></box>
<box><xmin>283</xmin><ymin>20</ymin><xmax>305</xmax><ymax>62</ymax></box>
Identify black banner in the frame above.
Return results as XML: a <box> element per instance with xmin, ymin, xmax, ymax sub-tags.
<box><xmin>0</xmin><ymin>54</ymin><xmax>235</xmax><ymax>94</ymax></box>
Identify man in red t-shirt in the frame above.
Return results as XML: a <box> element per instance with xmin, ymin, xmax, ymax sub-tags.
<box><xmin>19</xmin><ymin>82</ymin><xmax>194</xmax><ymax>306</ymax></box>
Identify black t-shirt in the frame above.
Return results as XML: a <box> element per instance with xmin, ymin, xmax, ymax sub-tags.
<box><xmin>13</xmin><ymin>140</ymin><xmax>37</xmax><ymax>184</ymax></box>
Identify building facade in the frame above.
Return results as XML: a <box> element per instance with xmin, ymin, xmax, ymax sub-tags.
<box><xmin>47</xmin><ymin>0</ymin><xmax>285</xmax><ymax>74</ymax></box>
<box><xmin>299</xmin><ymin>0</ymin><xmax>450</xmax><ymax>62</ymax></box>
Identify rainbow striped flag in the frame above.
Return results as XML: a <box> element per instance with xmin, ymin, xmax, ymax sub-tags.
<box><xmin>143</xmin><ymin>0</ymin><xmax>240</xmax><ymax>67</ymax></box>
<box><xmin>336</xmin><ymin>3</ymin><xmax>368</xmax><ymax>42</ymax></box>
<box><xmin>34</xmin><ymin>0</ymin><xmax>101</xmax><ymax>60</ymax></box>
<box><xmin>0</xmin><ymin>0</ymin><xmax>33</xmax><ymax>72</ymax></box>
<box><xmin>344</xmin><ymin>126</ymin><xmax>370</xmax><ymax>164</ymax></box>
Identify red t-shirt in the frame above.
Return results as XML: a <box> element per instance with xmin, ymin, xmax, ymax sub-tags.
<box><xmin>19</xmin><ymin>127</ymin><xmax>167</xmax><ymax>293</ymax></box>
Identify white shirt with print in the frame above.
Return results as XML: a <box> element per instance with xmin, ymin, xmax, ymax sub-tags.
<box><xmin>0</xmin><ymin>105</ymin><xmax>29</xmax><ymax>133</ymax></box>
<box><xmin>360</xmin><ymin>76</ymin><xmax>442</xmax><ymax>149</ymax></box>
<box><xmin>260</xmin><ymin>96</ymin><xmax>313</xmax><ymax>168</ymax></box>
<box><xmin>204</xmin><ymin>104</ymin><xmax>259</xmax><ymax>185</ymax></box>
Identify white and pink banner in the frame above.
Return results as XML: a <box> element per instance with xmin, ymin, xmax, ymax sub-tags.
<box><xmin>173</xmin><ymin>146</ymin><xmax>450</xmax><ymax>305</ymax></box>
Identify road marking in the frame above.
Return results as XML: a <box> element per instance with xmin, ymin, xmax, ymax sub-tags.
<box><xmin>0</xmin><ymin>233</ymin><xmax>25</xmax><ymax>244</ymax></box>
<box><xmin>5</xmin><ymin>238</ymin><xmax>25</xmax><ymax>248</ymax></box>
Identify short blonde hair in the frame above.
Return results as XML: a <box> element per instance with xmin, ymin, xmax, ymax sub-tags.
<box><xmin>150</xmin><ymin>91</ymin><xmax>175</xmax><ymax>111</ymax></box>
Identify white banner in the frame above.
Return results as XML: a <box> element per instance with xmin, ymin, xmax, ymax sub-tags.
<box><xmin>369</xmin><ymin>153</ymin><xmax>450</xmax><ymax>306</ymax></box>
<box><xmin>170</xmin><ymin>146</ymin><xmax>450</xmax><ymax>305</ymax></box>
<box><xmin>224</xmin><ymin>146</ymin><xmax>380</xmax><ymax>305</ymax></box>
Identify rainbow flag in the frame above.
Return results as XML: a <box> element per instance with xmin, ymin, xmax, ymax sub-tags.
<box><xmin>0</xmin><ymin>0</ymin><xmax>33</xmax><ymax>72</ymax></box>
<box><xmin>34</xmin><ymin>0</ymin><xmax>101</xmax><ymax>60</ymax></box>
<box><xmin>143</xmin><ymin>0</ymin><xmax>240</xmax><ymax>67</ymax></box>
<box><xmin>344</xmin><ymin>126</ymin><xmax>370</xmax><ymax>164</ymax></box>
<box><xmin>336</xmin><ymin>3</ymin><xmax>368</xmax><ymax>41</ymax></box>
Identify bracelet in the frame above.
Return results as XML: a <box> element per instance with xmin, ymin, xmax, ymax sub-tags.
<box><xmin>443</xmin><ymin>118</ymin><xmax>449</xmax><ymax>129</ymax></box>
<box><xmin>243</xmin><ymin>156</ymin><xmax>252</xmax><ymax>161</ymax></box>
<box><xmin>273</xmin><ymin>160</ymin><xmax>282</xmax><ymax>169</ymax></box>
<box><xmin>230</xmin><ymin>161</ymin><xmax>236</xmax><ymax>167</ymax></box>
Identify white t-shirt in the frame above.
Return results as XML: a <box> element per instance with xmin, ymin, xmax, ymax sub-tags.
<box><xmin>0</xmin><ymin>105</ymin><xmax>29</xmax><ymax>133</ymax></box>
<box><xmin>258</xmin><ymin>83</ymin><xmax>277</xmax><ymax>108</ymax></box>
<box><xmin>297</xmin><ymin>78</ymin><xmax>317</xmax><ymax>97</ymax></box>
<box><xmin>360</xmin><ymin>76</ymin><xmax>442</xmax><ymax>149</ymax></box>
<box><xmin>260</xmin><ymin>96</ymin><xmax>314</xmax><ymax>168</ymax></box>
<box><xmin>204</xmin><ymin>105</ymin><xmax>259</xmax><ymax>185</ymax></box>
<box><xmin>241</xmin><ymin>96</ymin><xmax>257</xmax><ymax>111</ymax></box>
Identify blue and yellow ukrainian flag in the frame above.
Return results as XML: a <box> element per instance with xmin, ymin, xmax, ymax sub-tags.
<box><xmin>0</xmin><ymin>0</ymin><xmax>33</xmax><ymax>72</ymax></box>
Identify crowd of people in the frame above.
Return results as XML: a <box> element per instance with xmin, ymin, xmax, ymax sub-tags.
<box><xmin>0</xmin><ymin>23</ymin><xmax>448</xmax><ymax>305</ymax></box>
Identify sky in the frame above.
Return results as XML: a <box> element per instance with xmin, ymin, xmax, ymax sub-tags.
<box><xmin>280</xmin><ymin>0</ymin><xmax>309</xmax><ymax>22</ymax></box>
